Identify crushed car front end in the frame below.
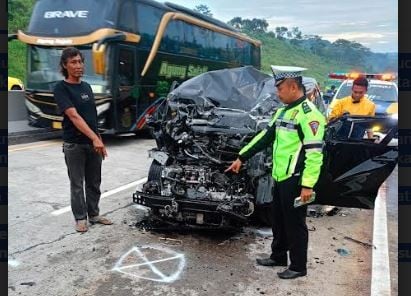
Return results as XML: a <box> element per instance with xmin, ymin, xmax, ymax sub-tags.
<box><xmin>133</xmin><ymin>67</ymin><xmax>398</xmax><ymax>228</ymax></box>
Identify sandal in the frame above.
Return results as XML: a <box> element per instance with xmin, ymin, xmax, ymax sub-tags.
<box><xmin>75</xmin><ymin>219</ymin><xmax>88</xmax><ymax>232</ymax></box>
<box><xmin>89</xmin><ymin>215</ymin><xmax>113</xmax><ymax>225</ymax></box>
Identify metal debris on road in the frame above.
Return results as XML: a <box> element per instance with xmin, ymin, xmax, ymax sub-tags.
<box><xmin>20</xmin><ymin>282</ymin><xmax>36</xmax><ymax>286</ymax></box>
<box><xmin>159</xmin><ymin>237</ymin><xmax>183</xmax><ymax>245</ymax></box>
<box><xmin>343</xmin><ymin>236</ymin><xmax>373</xmax><ymax>248</ymax></box>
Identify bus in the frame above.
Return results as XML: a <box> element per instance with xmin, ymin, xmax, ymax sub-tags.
<box><xmin>9</xmin><ymin>0</ymin><xmax>261</xmax><ymax>134</ymax></box>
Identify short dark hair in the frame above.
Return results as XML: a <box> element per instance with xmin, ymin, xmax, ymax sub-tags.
<box><xmin>288</xmin><ymin>77</ymin><xmax>305</xmax><ymax>92</ymax></box>
<box><xmin>59</xmin><ymin>47</ymin><xmax>84</xmax><ymax>78</ymax></box>
<box><xmin>353</xmin><ymin>77</ymin><xmax>368</xmax><ymax>89</ymax></box>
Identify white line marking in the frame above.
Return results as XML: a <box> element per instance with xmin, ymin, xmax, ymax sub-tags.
<box><xmin>113</xmin><ymin>246</ymin><xmax>185</xmax><ymax>283</ymax></box>
<box><xmin>371</xmin><ymin>184</ymin><xmax>391</xmax><ymax>296</ymax></box>
<box><xmin>8</xmin><ymin>140</ymin><xmax>62</xmax><ymax>152</ymax></box>
<box><xmin>51</xmin><ymin>177</ymin><xmax>147</xmax><ymax>216</ymax></box>
<box><xmin>118</xmin><ymin>255</ymin><xmax>182</xmax><ymax>270</ymax></box>
<box><xmin>8</xmin><ymin>259</ymin><xmax>20</xmax><ymax>267</ymax></box>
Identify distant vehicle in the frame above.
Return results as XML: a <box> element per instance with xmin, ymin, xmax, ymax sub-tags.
<box><xmin>8</xmin><ymin>76</ymin><xmax>24</xmax><ymax>91</ymax></box>
<box><xmin>9</xmin><ymin>0</ymin><xmax>261</xmax><ymax>133</ymax></box>
<box><xmin>303</xmin><ymin>76</ymin><xmax>326</xmax><ymax>114</ymax></box>
<box><xmin>326</xmin><ymin>72</ymin><xmax>398</xmax><ymax>118</ymax></box>
<box><xmin>322</xmin><ymin>72</ymin><xmax>346</xmax><ymax>104</ymax></box>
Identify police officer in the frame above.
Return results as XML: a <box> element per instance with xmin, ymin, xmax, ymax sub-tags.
<box><xmin>226</xmin><ymin>65</ymin><xmax>326</xmax><ymax>279</ymax></box>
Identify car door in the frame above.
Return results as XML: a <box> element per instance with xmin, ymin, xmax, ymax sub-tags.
<box><xmin>314</xmin><ymin>115</ymin><xmax>398</xmax><ymax>209</ymax></box>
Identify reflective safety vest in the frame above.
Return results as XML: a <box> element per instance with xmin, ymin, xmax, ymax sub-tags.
<box><xmin>239</xmin><ymin>96</ymin><xmax>326</xmax><ymax>188</ymax></box>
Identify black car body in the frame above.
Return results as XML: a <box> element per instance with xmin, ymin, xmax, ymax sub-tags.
<box><xmin>133</xmin><ymin>67</ymin><xmax>398</xmax><ymax>228</ymax></box>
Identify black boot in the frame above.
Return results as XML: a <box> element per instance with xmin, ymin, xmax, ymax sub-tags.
<box><xmin>256</xmin><ymin>257</ymin><xmax>287</xmax><ymax>267</ymax></box>
<box><xmin>277</xmin><ymin>268</ymin><xmax>307</xmax><ymax>279</ymax></box>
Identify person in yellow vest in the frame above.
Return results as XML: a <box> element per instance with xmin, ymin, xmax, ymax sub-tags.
<box><xmin>328</xmin><ymin>77</ymin><xmax>376</xmax><ymax>138</ymax></box>
<box><xmin>226</xmin><ymin>65</ymin><xmax>326</xmax><ymax>279</ymax></box>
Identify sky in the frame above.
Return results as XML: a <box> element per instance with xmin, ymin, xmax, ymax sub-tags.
<box><xmin>160</xmin><ymin>0</ymin><xmax>398</xmax><ymax>53</ymax></box>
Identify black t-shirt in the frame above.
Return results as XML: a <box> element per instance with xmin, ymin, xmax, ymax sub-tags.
<box><xmin>53</xmin><ymin>80</ymin><xmax>98</xmax><ymax>144</ymax></box>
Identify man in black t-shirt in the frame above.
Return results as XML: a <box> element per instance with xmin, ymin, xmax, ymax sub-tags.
<box><xmin>54</xmin><ymin>47</ymin><xmax>112</xmax><ymax>232</ymax></box>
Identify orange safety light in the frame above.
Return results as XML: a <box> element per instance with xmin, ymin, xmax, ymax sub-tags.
<box><xmin>381</xmin><ymin>73</ymin><xmax>396</xmax><ymax>81</ymax></box>
<box><xmin>347</xmin><ymin>72</ymin><xmax>364</xmax><ymax>79</ymax></box>
<box><xmin>328</xmin><ymin>73</ymin><xmax>347</xmax><ymax>79</ymax></box>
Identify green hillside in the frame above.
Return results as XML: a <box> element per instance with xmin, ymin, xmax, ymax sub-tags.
<box><xmin>252</xmin><ymin>33</ymin><xmax>361</xmax><ymax>85</ymax></box>
<box><xmin>8</xmin><ymin>41</ymin><xmax>27</xmax><ymax>83</ymax></box>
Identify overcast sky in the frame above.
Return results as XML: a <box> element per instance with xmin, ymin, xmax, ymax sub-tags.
<box><xmin>161</xmin><ymin>0</ymin><xmax>398</xmax><ymax>53</ymax></box>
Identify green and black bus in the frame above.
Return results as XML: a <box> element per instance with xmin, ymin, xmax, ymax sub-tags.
<box><xmin>10</xmin><ymin>0</ymin><xmax>261</xmax><ymax>133</ymax></box>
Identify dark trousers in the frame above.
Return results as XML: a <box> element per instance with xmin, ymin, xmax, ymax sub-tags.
<box><xmin>270</xmin><ymin>176</ymin><xmax>308</xmax><ymax>272</ymax></box>
<box><xmin>63</xmin><ymin>142</ymin><xmax>102</xmax><ymax>221</ymax></box>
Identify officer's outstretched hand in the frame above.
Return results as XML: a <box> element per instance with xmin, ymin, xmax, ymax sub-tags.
<box><xmin>225</xmin><ymin>158</ymin><xmax>242</xmax><ymax>174</ymax></box>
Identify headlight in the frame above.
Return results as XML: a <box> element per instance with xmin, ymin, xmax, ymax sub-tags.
<box><xmin>96</xmin><ymin>102</ymin><xmax>111</xmax><ymax>116</ymax></box>
<box><xmin>390</xmin><ymin>113</ymin><xmax>398</xmax><ymax>120</ymax></box>
<box><xmin>372</xmin><ymin>125</ymin><xmax>381</xmax><ymax>132</ymax></box>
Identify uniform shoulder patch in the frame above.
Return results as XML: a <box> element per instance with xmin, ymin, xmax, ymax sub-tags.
<box><xmin>302</xmin><ymin>101</ymin><xmax>312</xmax><ymax>114</ymax></box>
<box><xmin>308</xmin><ymin>120</ymin><xmax>319</xmax><ymax>136</ymax></box>
<box><xmin>290</xmin><ymin>109</ymin><xmax>299</xmax><ymax>120</ymax></box>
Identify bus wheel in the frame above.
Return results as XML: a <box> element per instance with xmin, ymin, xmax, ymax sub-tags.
<box><xmin>148</xmin><ymin>160</ymin><xmax>162</xmax><ymax>182</ymax></box>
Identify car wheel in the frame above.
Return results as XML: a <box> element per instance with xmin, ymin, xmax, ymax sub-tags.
<box><xmin>147</xmin><ymin>160</ymin><xmax>162</xmax><ymax>182</ymax></box>
<box><xmin>11</xmin><ymin>85</ymin><xmax>22</xmax><ymax>90</ymax></box>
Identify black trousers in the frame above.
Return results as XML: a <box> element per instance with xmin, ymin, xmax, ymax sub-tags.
<box><xmin>63</xmin><ymin>142</ymin><xmax>102</xmax><ymax>221</ymax></box>
<box><xmin>270</xmin><ymin>176</ymin><xmax>308</xmax><ymax>272</ymax></box>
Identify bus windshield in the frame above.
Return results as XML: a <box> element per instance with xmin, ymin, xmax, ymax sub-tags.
<box><xmin>28</xmin><ymin>0</ymin><xmax>117</xmax><ymax>37</ymax></box>
<box><xmin>27</xmin><ymin>46</ymin><xmax>107</xmax><ymax>93</ymax></box>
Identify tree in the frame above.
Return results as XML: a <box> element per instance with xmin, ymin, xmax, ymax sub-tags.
<box><xmin>8</xmin><ymin>0</ymin><xmax>36</xmax><ymax>33</ymax></box>
<box><xmin>228</xmin><ymin>17</ymin><xmax>243</xmax><ymax>30</ymax></box>
<box><xmin>275</xmin><ymin>26</ymin><xmax>288</xmax><ymax>39</ymax></box>
<box><xmin>194</xmin><ymin>4</ymin><xmax>213</xmax><ymax>17</ymax></box>
<box><xmin>291</xmin><ymin>27</ymin><xmax>302</xmax><ymax>39</ymax></box>
<box><xmin>228</xmin><ymin>17</ymin><xmax>268</xmax><ymax>33</ymax></box>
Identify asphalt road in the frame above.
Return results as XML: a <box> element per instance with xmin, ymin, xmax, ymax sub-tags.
<box><xmin>8</xmin><ymin>136</ymin><xmax>397</xmax><ymax>296</ymax></box>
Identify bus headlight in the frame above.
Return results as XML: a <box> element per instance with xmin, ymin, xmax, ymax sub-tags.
<box><xmin>390</xmin><ymin>113</ymin><xmax>398</xmax><ymax>120</ymax></box>
<box><xmin>96</xmin><ymin>102</ymin><xmax>111</xmax><ymax>116</ymax></box>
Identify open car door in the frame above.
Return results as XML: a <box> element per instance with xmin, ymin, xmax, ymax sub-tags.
<box><xmin>314</xmin><ymin>115</ymin><xmax>398</xmax><ymax>209</ymax></box>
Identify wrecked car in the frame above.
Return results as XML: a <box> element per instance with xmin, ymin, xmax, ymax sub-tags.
<box><xmin>133</xmin><ymin>66</ymin><xmax>398</xmax><ymax>228</ymax></box>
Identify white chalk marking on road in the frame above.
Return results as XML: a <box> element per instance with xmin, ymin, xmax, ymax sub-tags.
<box><xmin>113</xmin><ymin>245</ymin><xmax>185</xmax><ymax>283</ymax></box>
<box><xmin>8</xmin><ymin>140</ymin><xmax>62</xmax><ymax>152</ymax></box>
<box><xmin>371</xmin><ymin>184</ymin><xmax>391</xmax><ymax>296</ymax></box>
<box><xmin>51</xmin><ymin>177</ymin><xmax>147</xmax><ymax>216</ymax></box>
<box><xmin>8</xmin><ymin>259</ymin><xmax>20</xmax><ymax>267</ymax></box>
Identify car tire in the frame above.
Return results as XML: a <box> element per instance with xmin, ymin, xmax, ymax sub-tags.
<box><xmin>11</xmin><ymin>85</ymin><xmax>22</xmax><ymax>90</ymax></box>
<box><xmin>147</xmin><ymin>160</ymin><xmax>162</xmax><ymax>182</ymax></box>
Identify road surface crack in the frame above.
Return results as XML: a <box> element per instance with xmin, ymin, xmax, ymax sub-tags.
<box><xmin>9</xmin><ymin>232</ymin><xmax>77</xmax><ymax>256</ymax></box>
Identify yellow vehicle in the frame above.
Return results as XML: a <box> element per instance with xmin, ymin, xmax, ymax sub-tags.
<box><xmin>8</xmin><ymin>76</ymin><xmax>24</xmax><ymax>91</ymax></box>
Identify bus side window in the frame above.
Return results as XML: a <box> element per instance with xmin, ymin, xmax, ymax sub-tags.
<box><xmin>118</xmin><ymin>49</ymin><xmax>135</xmax><ymax>86</ymax></box>
<box><xmin>118</xmin><ymin>1</ymin><xmax>137</xmax><ymax>33</ymax></box>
